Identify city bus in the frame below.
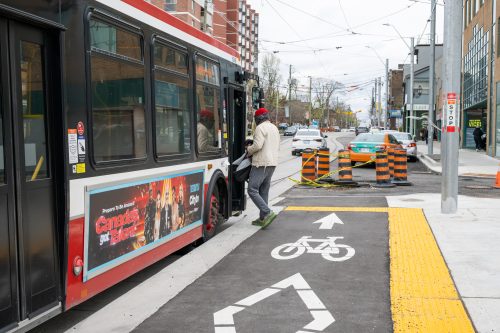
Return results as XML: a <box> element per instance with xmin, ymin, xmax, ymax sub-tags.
<box><xmin>0</xmin><ymin>1</ymin><xmax>258</xmax><ymax>331</ymax></box>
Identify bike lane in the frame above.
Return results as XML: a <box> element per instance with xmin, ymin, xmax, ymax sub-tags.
<box><xmin>134</xmin><ymin>196</ymin><xmax>393</xmax><ymax>332</ymax></box>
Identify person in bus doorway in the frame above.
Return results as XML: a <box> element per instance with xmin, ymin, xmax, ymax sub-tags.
<box><xmin>246</xmin><ymin>107</ymin><xmax>280</xmax><ymax>228</ymax></box>
<box><xmin>197</xmin><ymin>109</ymin><xmax>219</xmax><ymax>153</ymax></box>
<box><xmin>473</xmin><ymin>126</ymin><xmax>484</xmax><ymax>151</ymax></box>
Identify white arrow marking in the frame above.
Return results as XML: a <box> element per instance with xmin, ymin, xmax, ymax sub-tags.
<box><xmin>213</xmin><ymin>273</ymin><xmax>335</xmax><ymax>332</ymax></box>
<box><xmin>303</xmin><ymin>310</ymin><xmax>336</xmax><ymax>331</ymax></box>
<box><xmin>313</xmin><ymin>212</ymin><xmax>344</xmax><ymax>230</ymax></box>
<box><xmin>213</xmin><ymin>306</ymin><xmax>245</xmax><ymax>325</ymax></box>
<box><xmin>297</xmin><ymin>290</ymin><xmax>326</xmax><ymax>310</ymax></box>
<box><xmin>235</xmin><ymin>288</ymin><xmax>280</xmax><ymax>306</ymax></box>
<box><xmin>271</xmin><ymin>272</ymin><xmax>311</xmax><ymax>290</ymax></box>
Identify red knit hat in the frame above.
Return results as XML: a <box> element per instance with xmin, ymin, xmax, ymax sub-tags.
<box><xmin>255</xmin><ymin>108</ymin><xmax>269</xmax><ymax>117</ymax></box>
<box><xmin>200</xmin><ymin>109</ymin><xmax>214</xmax><ymax>119</ymax></box>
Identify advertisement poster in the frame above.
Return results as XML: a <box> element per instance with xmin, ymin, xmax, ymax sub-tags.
<box><xmin>84</xmin><ymin>169</ymin><xmax>204</xmax><ymax>281</ymax></box>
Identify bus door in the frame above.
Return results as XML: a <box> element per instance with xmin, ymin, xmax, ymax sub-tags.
<box><xmin>227</xmin><ymin>86</ymin><xmax>246</xmax><ymax>211</ymax></box>
<box><xmin>0</xmin><ymin>19</ymin><xmax>61</xmax><ymax>329</ymax></box>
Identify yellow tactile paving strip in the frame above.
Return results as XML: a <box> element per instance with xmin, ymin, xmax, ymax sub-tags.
<box><xmin>285</xmin><ymin>206</ymin><xmax>475</xmax><ymax>332</ymax></box>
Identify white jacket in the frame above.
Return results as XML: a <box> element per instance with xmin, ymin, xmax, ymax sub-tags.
<box><xmin>247</xmin><ymin>121</ymin><xmax>280</xmax><ymax>167</ymax></box>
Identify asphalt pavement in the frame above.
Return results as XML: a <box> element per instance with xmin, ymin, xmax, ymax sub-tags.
<box><xmin>134</xmin><ymin>196</ymin><xmax>392</xmax><ymax>333</ymax></box>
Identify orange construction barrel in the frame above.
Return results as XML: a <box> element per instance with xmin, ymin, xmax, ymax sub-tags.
<box><xmin>301</xmin><ymin>148</ymin><xmax>316</xmax><ymax>182</ymax></box>
<box><xmin>373</xmin><ymin>149</ymin><xmax>396</xmax><ymax>188</ymax></box>
<box><xmin>393</xmin><ymin>148</ymin><xmax>412</xmax><ymax>186</ymax></box>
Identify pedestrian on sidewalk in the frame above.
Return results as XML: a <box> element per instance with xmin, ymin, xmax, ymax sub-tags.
<box><xmin>473</xmin><ymin>126</ymin><xmax>484</xmax><ymax>151</ymax></box>
<box><xmin>422</xmin><ymin>127</ymin><xmax>429</xmax><ymax>145</ymax></box>
<box><xmin>246</xmin><ymin>107</ymin><xmax>280</xmax><ymax>228</ymax></box>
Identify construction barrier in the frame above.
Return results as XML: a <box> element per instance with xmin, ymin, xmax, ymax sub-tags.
<box><xmin>373</xmin><ymin>150</ymin><xmax>396</xmax><ymax>188</ymax></box>
<box><xmin>392</xmin><ymin>148</ymin><xmax>412</xmax><ymax>186</ymax></box>
<box><xmin>301</xmin><ymin>149</ymin><xmax>316</xmax><ymax>182</ymax></box>
<box><xmin>494</xmin><ymin>163</ymin><xmax>500</xmax><ymax>189</ymax></box>
<box><xmin>334</xmin><ymin>149</ymin><xmax>358</xmax><ymax>186</ymax></box>
<box><xmin>316</xmin><ymin>147</ymin><xmax>331</xmax><ymax>181</ymax></box>
<box><xmin>388</xmin><ymin>147</ymin><xmax>395</xmax><ymax>179</ymax></box>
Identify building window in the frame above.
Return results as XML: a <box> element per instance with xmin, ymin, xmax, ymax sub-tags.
<box><xmin>165</xmin><ymin>0</ymin><xmax>176</xmax><ymax>12</ymax></box>
<box><xmin>192</xmin><ymin>0</ymin><xmax>195</xmax><ymax>13</ymax></box>
<box><xmin>89</xmin><ymin>19</ymin><xmax>146</xmax><ymax>163</ymax></box>
<box><xmin>153</xmin><ymin>43</ymin><xmax>191</xmax><ymax>157</ymax></box>
<box><xmin>195</xmin><ymin>57</ymin><xmax>221</xmax><ymax>154</ymax></box>
<box><xmin>464</xmin><ymin>25</ymin><xmax>489</xmax><ymax>110</ymax></box>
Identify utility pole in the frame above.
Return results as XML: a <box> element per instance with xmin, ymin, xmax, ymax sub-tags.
<box><xmin>289</xmin><ymin>64</ymin><xmax>292</xmax><ymax>124</ymax></box>
<box><xmin>385</xmin><ymin>58</ymin><xmax>389</xmax><ymax>129</ymax></box>
<box><xmin>377</xmin><ymin>77</ymin><xmax>382</xmax><ymax>127</ymax></box>
<box><xmin>428</xmin><ymin>0</ymin><xmax>436</xmax><ymax>154</ymax></box>
<box><xmin>275</xmin><ymin>89</ymin><xmax>279</xmax><ymax>125</ymax></box>
<box><xmin>309</xmin><ymin>76</ymin><xmax>312</xmax><ymax>125</ymax></box>
<box><xmin>441</xmin><ymin>0</ymin><xmax>462</xmax><ymax>214</ymax></box>
<box><xmin>409</xmin><ymin>37</ymin><xmax>415</xmax><ymax>136</ymax></box>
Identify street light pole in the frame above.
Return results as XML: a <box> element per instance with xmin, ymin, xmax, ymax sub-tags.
<box><xmin>377</xmin><ymin>77</ymin><xmax>382</xmax><ymax>127</ymax></box>
<box><xmin>385</xmin><ymin>58</ymin><xmax>389</xmax><ymax>129</ymax></box>
<box><xmin>428</xmin><ymin>0</ymin><xmax>437</xmax><ymax>154</ymax></box>
<box><xmin>441</xmin><ymin>0</ymin><xmax>462</xmax><ymax>214</ymax></box>
<box><xmin>409</xmin><ymin>37</ymin><xmax>415</xmax><ymax>136</ymax></box>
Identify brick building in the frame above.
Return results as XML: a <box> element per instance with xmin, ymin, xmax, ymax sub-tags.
<box><xmin>146</xmin><ymin>0</ymin><xmax>258</xmax><ymax>73</ymax></box>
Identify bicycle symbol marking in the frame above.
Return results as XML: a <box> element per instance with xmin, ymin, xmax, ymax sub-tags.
<box><xmin>271</xmin><ymin>236</ymin><xmax>355</xmax><ymax>262</ymax></box>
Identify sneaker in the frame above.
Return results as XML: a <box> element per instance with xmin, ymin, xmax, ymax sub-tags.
<box><xmin>261</xmin><ymin>212</ymin><xmax>277</xmax><ymax>229</ymax></box>
<box><xmin>251</xmin><ymin>217</ymin><xmax>264</xmax><ymax>226</ymax></box>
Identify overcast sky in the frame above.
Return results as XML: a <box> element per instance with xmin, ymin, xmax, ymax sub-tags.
<box><xmin>246</xmin><ymin>0</ymin><xmax>445</xmax><ymax>122</ymax></box>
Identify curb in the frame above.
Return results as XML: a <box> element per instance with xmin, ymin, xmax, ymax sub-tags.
<box><xmin>417</xmin><ymin>153</ymin><xmax>497</xmax><ymax>179</ymax></box>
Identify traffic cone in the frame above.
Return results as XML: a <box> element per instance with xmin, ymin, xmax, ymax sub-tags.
<box><xmin>495</xmin><ymin>163</ymin><xmax>500</xmax><ymax>189</ymax></box>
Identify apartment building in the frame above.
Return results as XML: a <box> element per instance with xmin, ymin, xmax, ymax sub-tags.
<box><xmin>462</xmin><ymin>0</ymin><xmax>499</xmax><ymax>156</ymax></box>
<box><xmin>147</xmin><ymin>0</ymin><xmax>259</xmax><ymax>73</ymax></box>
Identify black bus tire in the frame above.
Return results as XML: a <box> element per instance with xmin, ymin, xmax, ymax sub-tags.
<box><xmin>200</xmin><ymin>185</ymin><xmax>224</xmax><ymax>243</ymax></box>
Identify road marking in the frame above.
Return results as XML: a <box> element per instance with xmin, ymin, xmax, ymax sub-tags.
<box><xmin>389</xmin><ymin>207</ymin><xmax>474</xmax><ymax>332</ymax></box>
<box><xmin>286</xmin><ymin>206</ymin><xmax>389</xmax><ymax>213</ymax></box>
<box><xmin>313</xmin><ymin>212</ymin><xmax>344</xmax><ymax>229</ymax></box>
<box><xmin>213</xmin><ymin>273</ymin><xmax>335</xmax><ymax>332</ymax></box>
<box><xmin>284</xmin><ymin>205</ymin><xmax>475</xmax><ymax>331</ymax></box>
<box><xmin>271</xmin><ymin>236</ymin><xmax>355</xmax><ymax>262</ymax></box>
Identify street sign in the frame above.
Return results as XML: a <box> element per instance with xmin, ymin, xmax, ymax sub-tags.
<box><xmin>444</xmin><ymin>92</ymin><xmax>459</xmax><ymax>132</ymax></box>
<box><xmin>213</xmin><ymin>273</ymin><xmax>335</xmax><ymax>333</ymax></box>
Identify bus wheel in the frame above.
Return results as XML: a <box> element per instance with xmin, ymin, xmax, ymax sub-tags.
<box><xmin>202</xmin><ymin>186</ymin><xmax>223</xmax><ymax>242</ymax></box>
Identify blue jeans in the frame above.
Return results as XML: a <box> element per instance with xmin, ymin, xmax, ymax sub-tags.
<box><xmin>247</xmin><ymin>166</ymin><xmax>276</xmax><ymax>219</ymax></box>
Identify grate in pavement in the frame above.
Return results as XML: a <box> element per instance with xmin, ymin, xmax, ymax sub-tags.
<box><xmin>464</xmin><ymin>185</ymin><xmax>494</xmax><ymax>190</ymax></box>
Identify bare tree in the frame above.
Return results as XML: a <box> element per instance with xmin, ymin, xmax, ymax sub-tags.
<box><xmin>311</xmin><ymin>78</ymin><xmax>344</xmax><ymax>126</ymax></box>
<box><xmin>260</xmin><ymin>54</ymin><xmax>282</xmax><ymax>119</ymax></box>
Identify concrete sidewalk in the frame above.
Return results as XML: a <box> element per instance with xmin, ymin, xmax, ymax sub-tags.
<box><xmin>417</xmin><ymin>141</ymin><xmax>499</xmax><ymax>178</ymax></box>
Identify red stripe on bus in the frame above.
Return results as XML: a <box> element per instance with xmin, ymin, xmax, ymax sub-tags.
<box><xmin>122</xmin><ymin>0</ymin><xmax>240</xmax><ymax>59</ymax></box>
<box><xmin>65</xmin><ymin>216</ymin><xmax>202</xmax><ymax>309</ymax></box>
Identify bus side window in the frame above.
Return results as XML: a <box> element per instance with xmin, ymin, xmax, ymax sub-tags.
<box><xmin>195</xmin><ymin>57</ymin><xmax>221</xmax><ymax>154</ymax></box>
<box><xmin>89</xmin><ymin>18</ymin><xmax>146</xmax><ymax>163</ymax></box>
<box><xmin>153</xmin><ymin>42</ymin><xmax>191</xmax><ymax>157</ymax></box>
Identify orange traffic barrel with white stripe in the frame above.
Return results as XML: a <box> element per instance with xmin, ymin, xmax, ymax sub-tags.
<box><xmin>334</xmin><ymin>149</ymin><xmax>358</xmax><ymax>186</ymax></box>
<box><xmin>388</xmin><ymin>147</ymin><xmax>395</xmax><ymax>179</ymax></box>
<box><xmin>301</xmin><ymin>148</ymin><xmax>316</xmax><ymax>182</ymax></box>
<box><xmin>316</xmin><ymin>148</ymin><xmax>330</xmax><ymax>180</ymax></box>
<box><xmin>495</xmin><ymin>163</ymin><xmax>500</xmax><ymax>189</ymax></box>
<box><xmin>373</xmin><ymin>150</ymin><xmax>396</xmax><ymax>188</ymax></box>
<box><xmin>393</xmin><ymin>148</ymin><xmax>412</xmax><ymax>186</ymax></box>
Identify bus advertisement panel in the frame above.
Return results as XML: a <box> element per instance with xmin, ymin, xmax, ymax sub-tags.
<box><xmin>83</xmin><ymin>169</ymin><xmax>204</xmax><ymax>281</ymax></box>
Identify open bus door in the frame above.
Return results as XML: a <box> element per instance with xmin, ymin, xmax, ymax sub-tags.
<box><xmin>227</xmin><ymin>86</ymin><xmax>246</xmax><ymax>212</ymax></box>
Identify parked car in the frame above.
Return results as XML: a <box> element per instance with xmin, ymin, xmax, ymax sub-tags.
<box><xmin>283</xmin><ymin>126</ymin><xmax>298</xmax><ymax>136</ymax></box>
<box><xmin>348</xmin><ymin>127</ymin><xmax>356</xmax><ymax>132</ymax></box>
<box><xmin>347</xmin><ymin>132</ymin><xmax>402</xmax><ymax>165</ymax></box>
<box><xmin>333</xmin><ymin>126</ymin><xmax>341</xmax><ymax>132</ymax></box>
<box><xmin>355</xmin><ymin>126</ymin><xmax>369</xmax><ymax>136</ymax></box>
<box><xmin>391</xmin><ymin>132</ymin><xmax>418</xmax><ymax>162</ymax></box>
<box><xmin>292</xmin><ymin>129</ymin><xmax>328</xmax><ymax>155</ymax></box>
<box><xmin>278</xmin><ymin>123</ymin><xmax>289</xmax><ymax>130</ymax></box>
